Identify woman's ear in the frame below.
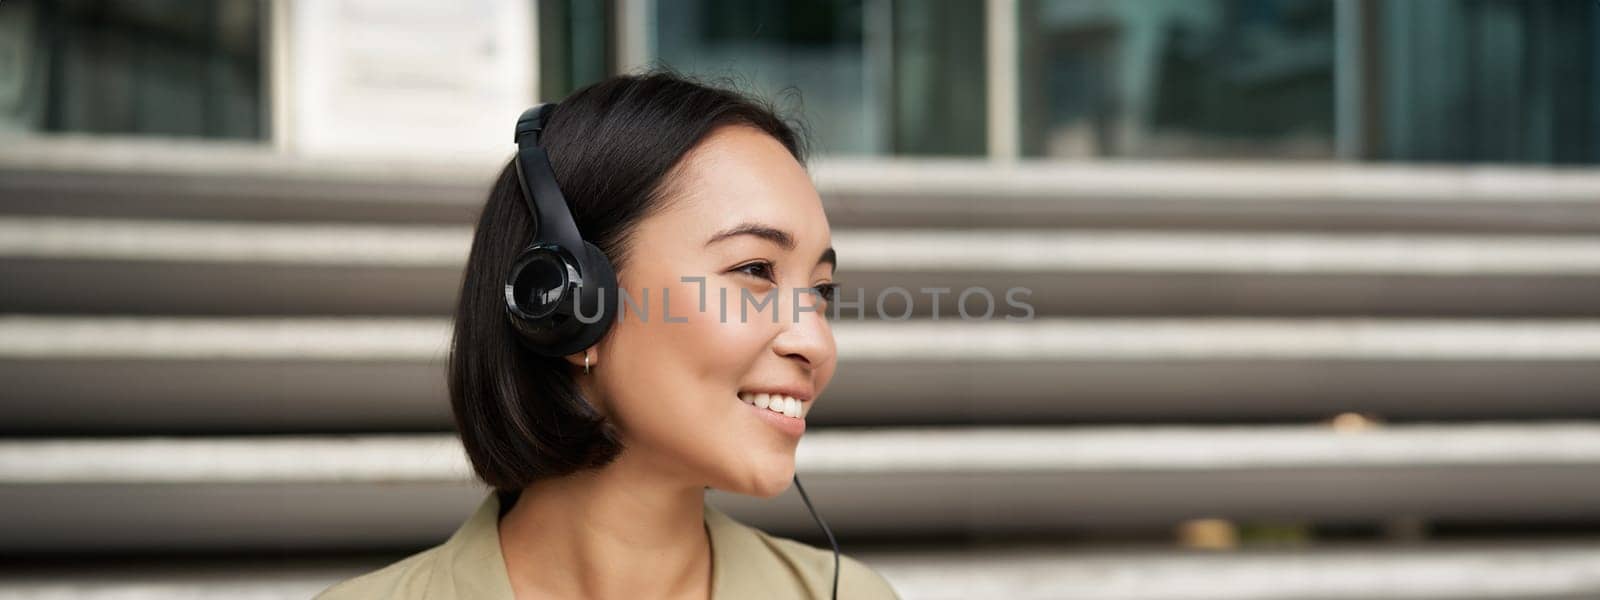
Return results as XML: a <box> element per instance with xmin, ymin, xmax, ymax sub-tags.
<box><xmin>563</xmin><ymin>347</ymin><xmax>588</xmax><ymax>371</ymax></box>
<box><xmin>562</xmin><ymin>345</ymin><xmax>607</xmax><ymax>417</ymax></box>
<box><xmin>563</xmin><ymin>347</ymin><xmax>594</xmax><ymax>372</ymax></box>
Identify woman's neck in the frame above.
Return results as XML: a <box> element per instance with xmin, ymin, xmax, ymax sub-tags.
<box><xmin>496</xmin><ymin>454</ymin><xmax>713</xmax><ymax>600</ymax></box>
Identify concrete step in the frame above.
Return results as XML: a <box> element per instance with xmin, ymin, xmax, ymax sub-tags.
<box><xmin>4</xmin><ymin>540</ymin><xmax>1600</xmax><ymax>599</ymax></box>
<box><xmin>0</xmin><ymin>217</ymin><xmax>468</xmax><ymax>316</ymax></box>
<box><xmin>7</xmin><ymin>217</ymin><xmax>1600</xmax><ymax>316</ymax></box>
<box><xmin>6</xmin><ymin>139</ymin><xmax>1600</xmax><ymax>232</ymax></box>
<box><xmin>817</xmin><ymin>159</ymin><xmax>1600</xmax><ymax>233</ymax></box>
<box><xmin>0</xmin><ymin>138</ymin><xmax>488</xmax><ymax>224</ymax></box>
<box><xmin>859</xmin><ymin>540</ymin><xmax>1600</xmax><ymax>600</ymax></box>
<box><xmin>2</xmin><ymin>423</ymin><xmax>1598</xmax><ymax>552</ymax></box>
<box><xmin>4</xmin><ymin>316</ymin><xmax>1600</xmax><ymax>432</ymax></box>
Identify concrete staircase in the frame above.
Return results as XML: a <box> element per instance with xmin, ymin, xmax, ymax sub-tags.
<box><xmin>4</xmin><ymin>139</ymin><xmax>1600</xmax><ymax>598</ymax></box>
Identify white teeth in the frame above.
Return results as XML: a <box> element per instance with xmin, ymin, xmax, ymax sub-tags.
<box><xmin>740</xmin><ymin>392</ymin><xmax>805</xmax><ymax>419</ymax></box>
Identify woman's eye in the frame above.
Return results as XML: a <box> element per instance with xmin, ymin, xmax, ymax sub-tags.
<box><xmin>813</xmin><ymin>283</ymin><xmax>839</xmax><ymax>304</ymax></box>
<box><xmin>734</xmin><ymin>261</ymin><xmax>776</xmax><ymax>282</ymax></box>
<box><xmin>732</xmin><ymin>262</ymin><xmax>836</xmax><ymax>308</ymax></box>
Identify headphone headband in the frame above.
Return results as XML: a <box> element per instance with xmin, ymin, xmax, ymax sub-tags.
<box><xmin>512</xmin><ymin>104</ymin><xmax>586</xmax><ymax>259</ymax></box>
<box><xmin>503</xmin><ymin>102</ymin><xmax>619</xmax><ymax>357</ymax></box>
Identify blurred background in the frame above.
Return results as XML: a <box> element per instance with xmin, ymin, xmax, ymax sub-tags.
<box><xmin>2</xmin><ymin>0</ymin><xmax>1600</xmax><ymax>598</ymax></box>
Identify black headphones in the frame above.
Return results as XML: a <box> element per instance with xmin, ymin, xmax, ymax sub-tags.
<box><xmin>503</xmin><ymin>103</ymin><xmax>619</xmax><ymax>358</ymax></box>
<box><xmin>503</xmin><ymin>102</ymin><xmax>841</xmax><ymax>600</ymax></box>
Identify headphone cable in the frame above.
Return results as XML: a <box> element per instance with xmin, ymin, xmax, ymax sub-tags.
<box><xmin>792</xmin><ymin>473</ymin><xmax>839</xmax><ymax>600</ymax></box>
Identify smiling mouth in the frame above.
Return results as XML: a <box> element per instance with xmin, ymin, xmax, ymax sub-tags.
<box><xmin>737</xmin><ymin>391</ymin><xmax>806</xmax><ymax>419</ymax></box>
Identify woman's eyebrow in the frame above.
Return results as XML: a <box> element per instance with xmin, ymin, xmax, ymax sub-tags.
<box><xmin>819</xmin><ymin>247</ymin><xmax>836</xmax><ymax>270</ymax></box>
<box><xmin>705</xmin><ymin>222</ymin><xmax>794</xmax><ymax>250</ymax></box>
<box><xmin>705</xmin><ymin>221</ymin><xmax>836</xmax><ymax>269</ymax></box>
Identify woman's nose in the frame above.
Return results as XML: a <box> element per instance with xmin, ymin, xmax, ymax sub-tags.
<box><xmin>772</xmin><ymin>289</ymin><xmax>834</xmax><ymax>369</ymax></box>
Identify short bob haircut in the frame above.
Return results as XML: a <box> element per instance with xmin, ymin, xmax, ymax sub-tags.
<box><xmin>449</xmin><ymin>69</ymin><xmax>810</xmax><ymax>494</ymax></box>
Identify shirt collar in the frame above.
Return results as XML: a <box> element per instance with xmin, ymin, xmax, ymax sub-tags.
<box><xmin>426</xmin><ymin>490</ymin><xmax>770</xmax><ymax>599</ymax></box>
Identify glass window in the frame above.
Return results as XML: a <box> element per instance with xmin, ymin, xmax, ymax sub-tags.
<box><xmin>1376</xmin><ymin>0</ymin><xmax>1600</xmax><ymax>165</ymax></box>
<box><xmin>650</xmin><ymin>0</ymin><xmax>985</xmax><ymax>157</ymax></box>
<box><xmin>1018</xmin><ymin>0</ymin><xmax>1336</xmax><ymax>160</ymax></box>
<box><xmin>538</xmin><ymin>0</ymin><xmax>614</xmax><ymax>101</ymax></box>
<box><xmin>0</xmin><ymin>0</ymin><xmax>266</xmax><ymax>140</ymax></box>
<box><xmin>890</xmin><ymin>0</ymin><xmax>986</xmax><ymax>156</ymax></box>
<box><xmin>653</xmin><ymin>0</ymin><xmax>883</xmax><ymax>155</ymax></box>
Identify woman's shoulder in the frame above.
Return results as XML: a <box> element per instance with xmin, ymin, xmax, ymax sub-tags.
<box><xmin>313</xmin><ymin>545</ymin><xmax>443</xmax><ymax>600</ymax></box>
<box><xmin>707</xmin><ymin>503</ymin><xmax>900</xmax><ymax>599</ymax></box>
<box><xmin>315</xmin><ymin>492</ymin><xmax>514</xmax><ymax>599</ymax></box>
<box><xmin>755</xmin><ymin>530</ymin><xmax>901</xmax><ymax>599</ymax></box>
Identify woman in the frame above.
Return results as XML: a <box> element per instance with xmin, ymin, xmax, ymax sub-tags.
<box><xmin>317</xmin><ymin>71</ymin><xmax>900</xmax><ymax>599</ymax></box>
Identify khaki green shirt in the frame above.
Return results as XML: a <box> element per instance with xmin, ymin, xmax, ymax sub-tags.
<box><xmin>316</xmin><ymin>491</ymin><xmax>900</xmax><ymax>599</ymax></box>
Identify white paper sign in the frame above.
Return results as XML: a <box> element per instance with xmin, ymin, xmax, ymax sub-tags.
<box><xmin>287</xmin><ymin>0</ymin><xmax>535</xmax><ymax>159</ymax></box>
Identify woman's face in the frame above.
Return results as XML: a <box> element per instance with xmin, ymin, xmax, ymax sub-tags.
<box><xmin>588</xmin><ymin>125</ymin><xmax>837</xmax><ymax>498</ymax></box>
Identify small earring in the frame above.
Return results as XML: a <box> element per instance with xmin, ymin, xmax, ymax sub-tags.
<box><xmin>584</xmin><ymin>352</ymin><xmax>591</xmax><ymax>374</ymax></box>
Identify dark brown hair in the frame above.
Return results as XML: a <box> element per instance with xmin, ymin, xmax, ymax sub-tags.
<box><xmin>448</xmin><ymin>69</ymin><xmax>809</xmax><ymax>493</ymax></box>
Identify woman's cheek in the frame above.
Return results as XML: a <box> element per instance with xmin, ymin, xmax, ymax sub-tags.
<box><xmin>674</xmin><ymin>280</ymin><xmax>767</xmax><ymax>348</ymax></box>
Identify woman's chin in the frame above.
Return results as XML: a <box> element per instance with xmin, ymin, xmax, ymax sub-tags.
<box><xmin>733</xmin><ymin>463</ymin><xmax>796</xmax><ymax>499</ymax></box>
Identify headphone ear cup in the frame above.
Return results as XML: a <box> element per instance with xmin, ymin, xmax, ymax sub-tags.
<box><xmin>563</xmin><ymin>241</ymin><xmax>618</xmax><ymax>352</ymax></box>
<box><xmin>503</xmin><ymin>244</ymin><xmax>574</xmax><ymax>355</ymax></box>
<box><xmin>503</xmin><ymin>242</ymin><xmax>615</xmax><ymax>358</ymax></box>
